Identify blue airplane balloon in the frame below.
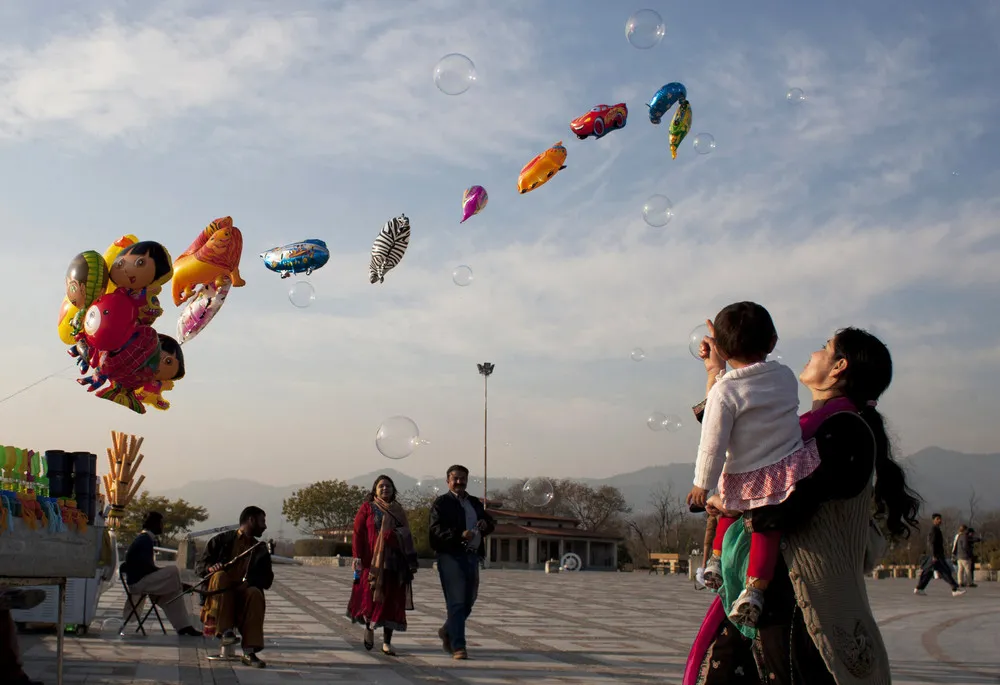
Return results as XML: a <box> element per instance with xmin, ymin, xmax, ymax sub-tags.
<box><xmin>260</xmin><ymin>239</ymin><xmax>330</xmax><ymax>278</ymax></box>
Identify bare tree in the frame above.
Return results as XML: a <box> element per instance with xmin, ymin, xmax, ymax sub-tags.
<box><xmin>558</xmin><ymin>482</ymin><xmax>631</xmax><ymax>532</ymax></box>
<box><xmin>968</xmin><ymin>487</ymin><xmax>980</xmax><ymax>527</ymax></box>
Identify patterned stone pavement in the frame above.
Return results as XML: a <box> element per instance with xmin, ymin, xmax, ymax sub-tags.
<box><xmin>17</xmin><ymin>566</ymin><xmax>1000</xmax><ymax>684</ymax></box>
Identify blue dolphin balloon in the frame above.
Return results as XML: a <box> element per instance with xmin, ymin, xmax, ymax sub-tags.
<box><xmin>647</xmin><ymin>82</ymin><xmax>687</xmax><ymax>125</ymax></box>
<box><xmin>260</xmin><ymin>239</ymin><xmax>330</xmax><ymax>278</ymax></box>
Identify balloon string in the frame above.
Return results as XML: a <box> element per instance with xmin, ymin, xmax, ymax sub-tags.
<box><xmin>0</xmin><ymin>364</ymin><xmax>77</xmax><ymax>406</ymax></box>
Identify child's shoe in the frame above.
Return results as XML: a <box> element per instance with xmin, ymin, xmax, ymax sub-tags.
<box><xmin>728</xmin><ymin>587</ymin><xmax>764</xmax><ymax>627</ymax></box>
<box><xmin>703</xmin><ymin>555</ymin><xmax>723</xmax><ymax>590</ymax></box>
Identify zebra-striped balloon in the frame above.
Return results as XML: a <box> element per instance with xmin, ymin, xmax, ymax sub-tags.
<box><xmin>369</xmin><ymin>214</ymin><xmax>411</xmax><ymax>284</ymax></box>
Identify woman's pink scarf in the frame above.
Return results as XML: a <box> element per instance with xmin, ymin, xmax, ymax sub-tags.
<box><xmin>682</xmin><ymin>395</ymin><xmax>858</xmax><ymax>685</ymax></box>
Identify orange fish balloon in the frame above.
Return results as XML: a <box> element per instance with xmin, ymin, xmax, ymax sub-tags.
<box><xmin>172</xmin><ymin>217</ymin><xmax>246</xmax><ymax>306</ymax></box>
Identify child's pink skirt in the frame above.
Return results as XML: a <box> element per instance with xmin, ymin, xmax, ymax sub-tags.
<box><xmin>719</xmin><ymin>439</ymin><xmax>821</xmax><ymax>511</ymax></box>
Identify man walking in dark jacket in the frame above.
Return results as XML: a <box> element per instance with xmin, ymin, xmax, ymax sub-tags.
<box><xmin>915</xmin><ymin>513</ymin><xmax>965</xmax><ymax>597</ymax></box>
<box><xmin>429</xmin><ymin>465</ymin><xmax>496</xmax><ymax>660</ymax></box>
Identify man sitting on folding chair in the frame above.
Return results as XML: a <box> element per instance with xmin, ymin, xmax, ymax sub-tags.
<box><xmin>121</xmin><ymin>511</ymin><xmax>202</xmax><ymax>636</ymax></box>
<box><xmin>195</xmin><ymin>506</ymin><xmax>273</xmax><ymax>668</ymax></box>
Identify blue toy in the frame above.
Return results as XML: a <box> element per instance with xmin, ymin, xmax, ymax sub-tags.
<box><xmin>647</xmin><ymin>82</ymin><xmax>687</xmax><ymax>125</ymax></box>
<box><xmin>260</xmin><ymin>239</ymin><xmax>331</xmax><ymax>279</ymax></box>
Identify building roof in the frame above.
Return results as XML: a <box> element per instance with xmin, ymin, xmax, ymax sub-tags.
<box><xmin>491</xmin><ymin>523</ymin><xmax>623</xmax><ymax>541</ymax></box>
<box><xmin>487</xmin><ymin>508</ymin><xmax>580</xmax><ymax>524</ymax></box>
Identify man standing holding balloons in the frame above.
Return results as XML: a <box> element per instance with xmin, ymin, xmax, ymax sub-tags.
<box><xmin>429</xmin><ymin>465</ymin><xmax>495</xmax><ymax>660</ymax></box>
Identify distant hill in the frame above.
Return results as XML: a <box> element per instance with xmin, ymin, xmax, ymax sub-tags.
<box><xmin>157</xmin><ymin>447</ymin><xmax>999</xmax><ymax>538</ymax></box>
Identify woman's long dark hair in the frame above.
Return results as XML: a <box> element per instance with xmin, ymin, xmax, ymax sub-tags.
<box><xmin>833</xmin><ymin>327</ymin><xmax>921</xmax><ymax>539</ymax></box>
<box><xmin>366</xmin><ymin>474</ymin><xmax>397</xmax><ymax>503</ymax></box>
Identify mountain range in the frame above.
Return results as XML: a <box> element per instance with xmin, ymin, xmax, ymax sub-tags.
<box><xmin>158</xmin><ymin>446</ymin><xmax>998</xmax><ymax>538</ymax></box>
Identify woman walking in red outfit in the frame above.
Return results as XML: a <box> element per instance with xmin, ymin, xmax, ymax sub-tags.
<box><xmin>346</xmin><ymin>475</ymin><xmax>418</xmax><ymax>655</ymax></box>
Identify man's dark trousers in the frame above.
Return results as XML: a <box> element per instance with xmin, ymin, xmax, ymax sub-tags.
<box><xmin>437</xmin><ymin>552</ymin><xmax>479</xmax><ymax>651</ymax></box>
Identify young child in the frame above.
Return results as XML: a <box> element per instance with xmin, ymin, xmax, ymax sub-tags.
<box><xmin>686</xmin><ymin>301</ymin><xmax>821</xmax><ymax>627</ymax></box>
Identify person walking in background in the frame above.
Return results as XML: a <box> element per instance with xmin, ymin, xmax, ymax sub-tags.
<box><xmin>967</xmin><ymin>527</ymin><xmax>981</xmax><ymax>588</ymax></box>
<box><xmin>952</xmin><ymin>524</ymin><xmax>973</xmax><ymax>587</ymax></box>
<box><xmin>346</xmin><ymin>474</ymin><xmax>418</xmax><ymax>656</ymax></box>
<box><xmin>915</xmin><ymin>513</ymin><xmax>965</xmax><ymax>597</ymax></box>
<box><xmin>429</xmin><ymin>464</ymin><xmax>496</xmax><ymax>660</ymax></box>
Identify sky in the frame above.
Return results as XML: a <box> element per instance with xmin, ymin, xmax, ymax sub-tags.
<box><xmin>1</xmin><ymin>0</ymin><xmax>998</xmax><ymax>492</ymax></box>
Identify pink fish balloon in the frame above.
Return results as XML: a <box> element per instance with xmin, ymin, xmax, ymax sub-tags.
<box><xmin>176</xmin><ymin>282</ymin><xmax>230</xmax><ymax>345</ymax></box>
<box><xmin>460</xmin><ymin>185</ymin><xmax>488</xmax><ymax>223</ymax></box>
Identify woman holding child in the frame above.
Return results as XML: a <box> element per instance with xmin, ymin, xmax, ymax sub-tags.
<box><xmin>684</xmin><ymin>302</ymin><xmax>921</xmax><ymax>685</ymax></box>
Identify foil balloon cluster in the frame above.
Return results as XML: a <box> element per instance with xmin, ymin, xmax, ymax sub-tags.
<box><xmin>61</xmin><ymin>236</ymin><xmax>186</xmax><ymax>414</ymax></box>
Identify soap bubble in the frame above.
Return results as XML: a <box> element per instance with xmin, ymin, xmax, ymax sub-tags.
<box><xmin>767</xmin><ymin>349</ymin><xmax>783</xmax><ymax>362</ymax></box>
<box><xmin>630</xmin><ymin>347</ymin><xmax>646</xmax><ymax>362</ymax></box>
<box><xmin>693</xmin><ymin>133</ymin><xmax>716</xmax><ymax>154</ymax></box>
<box><xmin>288</xmin><ymin>281</ymin><xmax>315</xmax><ymax>308</ymax></box>
<box><xmin>786</xmin><ymin>87</ymin><xmax>806</xmax><ymax>103</ymax></box>
<box><xmin>625</xmin><ymin>9</ymin><xmax>666</xmax><ymax>49</ymax></box>
<box><xmin>523</xmin><ymin>477</ymin><xmax>555</xmax><ymax>507</ymax></box>
<box><xmin>688</xmin><ymin>323</ymin><xmax>710</xmax><ymax>359</ymax></box>
<box><xmin>642</xmin><ymin>194</ymin><xmax>674</xmax><ymax>227</ymax></box>
<box><xmin>452</xmin><ymin>265</ymin><xmax>474</xmax><ymax>287</ymax></box>
<box><xmin>375</xmin><ymin>416</ymin><xmax>427</xmax><ymax>460</ymax></box>
<box><xmin>101</xmin><ymin>617</ymin><xmax>124</xmax><ymax>637</ymax></box>
<box><xmin>434</xmin><ymin>53</ymin><xmax>476</xmax><ymax>95</ymax></box>
<box><xmin>647</xmin><ymin>412</ymin><xmax>667</xmax><ymax>431</ymax></box>
<box><xmin>663</xmin><ymin>414</ymin><xmax>684</xmax><ymax>432</ymax></box>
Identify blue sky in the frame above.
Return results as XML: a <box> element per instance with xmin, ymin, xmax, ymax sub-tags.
<box><xmin>0</xmin><ymin>0</ymin><xmax>998</xmax><ymax>491</ymax></box>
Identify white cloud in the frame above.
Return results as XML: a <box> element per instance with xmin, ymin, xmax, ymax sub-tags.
<box><xmin>0</xmin><ymin>2</ymin><xmax>582</xmax><ymax>165</ymax></box>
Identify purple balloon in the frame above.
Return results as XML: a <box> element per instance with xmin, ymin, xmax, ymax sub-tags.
<box><xmin>460</xmin><ymin>185</ymin><xmax>488</xmax><ymax>223</ymax></box>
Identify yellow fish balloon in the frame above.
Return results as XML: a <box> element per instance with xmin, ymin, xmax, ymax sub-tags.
<box><xmin>669</xmin><ymin>99</ymin><xmax>692</xmax><ymax>159</ymax></box>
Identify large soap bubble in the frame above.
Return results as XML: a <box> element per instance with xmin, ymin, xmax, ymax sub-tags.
<box><xmin>101</xmin><ymin>617</ymin><xmax>124</xmax><ymax>637</ymax></box>
<box><xmin>375</xmin><ymin>416</ymin><xmax>427</xmax><ymax>460</ymax></box>
<box><xmin>662</xmin><ymin>414</ymin><xmax>683</xmax><ymax>432</ymax></box>
<box><xmin>434</xmin><ymin>53</ymin><xmax>477</xmax><ymax>95</ymax></box>
<box><xmin>452</xmin><ymin>265</ymin><xmax>474</xmax><ymax>286</ymax></box>
<box><xmin>626</xmin><ymin>10</ymin><xmax>666</xmax><ymax>49</ymax></box>
<box><xmin>288</xmin><ymin>281</ymin><xmax>315</xmax><ymax>308</ymax></box>
<box><xmin>647</xmin><ymin>411</ymin><xmax>667</xmax><ymax>431</ymax></box>
<box><xmin>693</xmin><ymin>133</ymin><xmax>716</xmax><ymax>154</ymax></box>
<box><xmin>688</xmin><ymin>323</ymin><xmax>710</xmax><ymax>359</ymax></box>
<box><xmin>786</xmin><ymin>87</ymin><xmax>806</xmax><ymax>103</ymax></box>
<box><xmin>523</xmin><ymin>477</ymin><xmax>555</xmax><ymax>507</ymax></box>
<box><xmin>642</xmin><ymin>194</ymin><xmax>674</xmax><ymax>227</ymax></box>
<box><xmin>630</xmin><ymin>347</ymin><xmax>646</xmax><ymax>362</ymax></box>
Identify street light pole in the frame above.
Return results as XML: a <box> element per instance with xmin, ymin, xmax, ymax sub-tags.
<box><xmin>477</xmin><ymin>362</ymin><xmax>494</xmax><ymax>504</ymax></box>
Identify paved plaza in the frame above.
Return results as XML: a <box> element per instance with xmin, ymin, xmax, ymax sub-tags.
<box><xmin>17</xmin><ymin>566</ymin><xmax>1000</xmax><ymax>684</ymax></box>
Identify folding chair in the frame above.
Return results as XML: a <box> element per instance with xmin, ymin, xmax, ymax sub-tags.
<box><xmin>118</xmin><ymin>564</ymin><xmax>167</xmax><ymax>636</ymax></box>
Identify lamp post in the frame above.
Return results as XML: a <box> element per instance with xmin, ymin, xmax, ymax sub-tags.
<box><xmin>477</xmin><ymin>362</ymin><xmax>494</xmax><ymax>503</ymax></box>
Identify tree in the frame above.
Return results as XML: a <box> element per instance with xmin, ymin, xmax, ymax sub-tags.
<box><xmin>118</xmin><ymin>491</ymin><xmax>209</xmax><ymax>548</ymax></box>
<box><xmin>968</xmin><ymin>487</ymin><xmax>980</xmax><ymax>528</ymax></box>
<box><xmin>399</xmin><ymin>489</ymin><xmax>438</xmax><ymax>558</ymax></box>
<box><xmin>282</xmin><ymin>480</ymin><xmax>367</xmax><ymax>534</ymax></box>
<box><xmin>558</xmin><ymin>482</ymin><xmax>631</xmax><ymax>532</ymax></box>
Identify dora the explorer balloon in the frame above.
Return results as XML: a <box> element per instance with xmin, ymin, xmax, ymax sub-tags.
<box><xmin>134</xmin><ymin>334</ymin><xmax>186</xmax><ymax>411</ymax></box>
<box><xmin>104</xmin><ymin>236</ymin><xmax>173</xmax><ymax>326</ymax></box>
<box><xmin>172</xmin><ymin>217</ymin><xmax>246</xmax><ymax>306</ymax></box>
<box><xmin>58</xmin><ymin>250</ymin><xmax>109</xmax><ymax>345</ymax></box>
